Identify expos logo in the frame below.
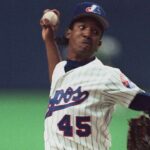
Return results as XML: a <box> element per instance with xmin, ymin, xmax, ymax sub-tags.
<box><xmin>85</xmin><ymin>4</ymin><xmax>102</xmax><ymax>15</ymax></box>
<box><xmin>45</xmin><ymin>86</ymin><xmax>89</xmax><ymax>117</ymax></box>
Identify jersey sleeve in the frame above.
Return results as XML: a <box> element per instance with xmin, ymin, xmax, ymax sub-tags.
<box><xmin>104</xmin><ymin>68</ymin><xmax>144</xmax><ymax>107</ymax></box>
<box><xmin>49</xmin><ymin>61</ymin><xmax>66</xmax><ymax>96</ymax></box>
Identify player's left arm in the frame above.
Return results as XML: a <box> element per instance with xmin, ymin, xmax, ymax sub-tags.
<box><xmin>129</xmin><ymin>92</ymin><xmax>150</xmax><ymax>113</ymax></box>
<box><xmin>105</xmin><ymin>68</ymin><xmax>150</xmax><ymax>113</ymax></box>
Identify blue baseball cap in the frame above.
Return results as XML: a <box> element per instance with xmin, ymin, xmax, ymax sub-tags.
<box><xmin>69</xmin><ymin>2</ymin><xmax>109</xmax><ymax>30</ymax></box>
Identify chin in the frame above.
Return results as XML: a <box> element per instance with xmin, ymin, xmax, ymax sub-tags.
<box><xmin>76</xmin><ymin>49</ymin><xmax>92</xmax><ymax>58</ymax></box>
<box><xmin>80</xmin><ymin>45</ymin><xmax>92</xmax><ymax>51</ymax></box>
<box><xmin>77</xmin><ymin>49</ymin><xmax>89</xmax><ymax>55</ymax></box>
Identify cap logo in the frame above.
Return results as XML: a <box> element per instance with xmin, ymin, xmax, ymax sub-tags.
<box><xmin>85</xmin><ymin>4</ymin><xmax>101</xmax><ymax>15</ymax></box>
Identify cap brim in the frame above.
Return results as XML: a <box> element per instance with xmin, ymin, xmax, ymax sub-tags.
<box><xmin>70</xmin><ymin>13</ymin><xmax>109</xmax><ymax>30</ymax></box>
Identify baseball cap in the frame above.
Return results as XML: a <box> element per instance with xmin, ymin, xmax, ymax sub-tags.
<box><xmin>69</xmin><ymin>2</ymin><xmax>109</xmax><ymax>30</ymax></box>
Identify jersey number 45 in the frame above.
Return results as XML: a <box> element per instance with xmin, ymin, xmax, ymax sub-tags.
<box><xmin>57</xmin><ymin>115</ymin><xmax>91</xmax><ymax>137</ymax></box>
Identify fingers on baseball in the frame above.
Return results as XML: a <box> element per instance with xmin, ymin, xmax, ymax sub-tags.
<box><xmin>43</xmin><ymin>9</ymin><xmax>50</xmax><ymax>14</ymax></box>
<box><xmin>43</xmin><ymin>9</ymin><xmax>60</xmax><ymax>17</ymax></box>
<box><xmin>51</xmin><ymin>9</ymin><xmax>60</xmax><ymax>17</ymax></box>
<box><xmin>40</xmin><ymin>9</ymin><xmax>60</xmax><ymax>30</ymax></box>
<box><xmin>40</xmin><ymin>19</ymin><xmax>57</xmax><ymax>31</ymax></box>
<box><xmin>40</xmin><ymin>18</ymin><xmax>50</xmax><ymax>27</ymax></box>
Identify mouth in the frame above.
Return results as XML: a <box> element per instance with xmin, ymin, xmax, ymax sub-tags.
<box><xmin>82</xmin><ymin>39</ymin><xmax>92</xmax><ymax>45</ymax></box>
<box><xmin>81</xmin><ymin>39</ymin><xmax>92</xmax><ymax>48</ymax></box>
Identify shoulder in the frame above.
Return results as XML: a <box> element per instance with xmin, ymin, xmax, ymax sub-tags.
<box><xmin>94</xmin><ymin>57</ymin><xmax>121</xmax><ymax>74</ymax></box>
<box><xmin>55</xmin><ymin>60</ymin><xmax>66</xmax><ymax>68</ymax></box>
<box><xmin>53</xmin><ymin>60</ymin><xmax>67</xmax><ymax>74</ymax></box>
<box><xmin>51</xmin><ymin>60</ymin><xmax>66</xmax><ymax>81</ymax></box>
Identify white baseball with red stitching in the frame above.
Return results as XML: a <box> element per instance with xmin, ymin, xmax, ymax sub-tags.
<box><xmin>42</xmin><ymin>11</ymin><xmax>58</xmax><ymax>26</ymax></box>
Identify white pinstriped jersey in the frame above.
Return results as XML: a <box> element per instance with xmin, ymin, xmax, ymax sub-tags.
<box><xmin>44</xmin><ymin>57</ymin><xmax>142</xmax><ymax>150</ymax></box>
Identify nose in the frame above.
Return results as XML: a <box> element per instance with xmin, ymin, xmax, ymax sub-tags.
<box><xmin>83</xmin><ymin>28</ymin><xmax>92</xmax><ymax>38</ymax></box>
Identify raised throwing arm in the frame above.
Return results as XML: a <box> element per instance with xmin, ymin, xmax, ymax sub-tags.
<box><xmin>40</xmin><ymin>9</ymin><xmax>62</xmax><ymax>82</ymax></box>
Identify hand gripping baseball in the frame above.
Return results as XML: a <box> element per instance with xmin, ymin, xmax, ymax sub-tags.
<box><xmin>40</xmin><ymin>9</ymin><xmax>60</xmax><ymax>27</ymax></box>
<box><xmin>40</xmin><ymin>9</ymin><xmax>60</xmax><ymax>41</ymax></box>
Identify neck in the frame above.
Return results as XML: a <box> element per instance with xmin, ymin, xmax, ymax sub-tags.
<box><xmin>67</xmin><ymin>51</ymin><xmax>95</xmax><ymax>62</ymax></box>
<box><xmin>67</xmin><ymin>55</ymin><xmax>94</xmax><ymax>62</ymax></box>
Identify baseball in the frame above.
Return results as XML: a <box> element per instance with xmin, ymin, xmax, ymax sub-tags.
<box><xmin>42</xmin><ymin>11</ymin><xmax>59</xmax><ymax>26</ymax></box>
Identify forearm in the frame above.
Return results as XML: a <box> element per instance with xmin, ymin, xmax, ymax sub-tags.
<box><xmin>45</xmin><ymin>39</ymin><xmax>61</xmax><ymax>82</ymax></box>
<box><xmin>129</xmin><ymin>92</ymin><xmax>150</xmax><ymax>111</ymax></box>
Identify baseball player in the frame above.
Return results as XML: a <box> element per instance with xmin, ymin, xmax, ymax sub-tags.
<box><xmin>40</xmin><ymin>2</ymin><xmax>150</xmax><ymax>150</ymax></box>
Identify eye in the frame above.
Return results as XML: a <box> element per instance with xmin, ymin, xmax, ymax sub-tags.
<box><xmin>92</xmin><ymin>29</ymin><xmax>99</xmax><ymax>35</ymax></box>
<box><xmin>79</xmin><ymin>24</ymin><xmax>85</xmax><ymax>30</ymax></box>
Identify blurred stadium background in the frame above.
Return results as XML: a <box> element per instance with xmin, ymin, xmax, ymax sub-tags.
<box><xmin>0</xmin><ymin>0</ymin><xmax>149</xmax><ymax>149</ymax></box>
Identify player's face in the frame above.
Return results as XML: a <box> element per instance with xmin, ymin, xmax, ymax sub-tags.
<box><xmin>66</xmin><ymin>17</ymin><xmax>103</xmax><ymax>60</ymax></box>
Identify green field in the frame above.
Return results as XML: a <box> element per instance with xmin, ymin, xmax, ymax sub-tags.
<box><xmin>0</xmin><ymin>90</ymin><xmax>140</xmax><ymax>150</ymax></box>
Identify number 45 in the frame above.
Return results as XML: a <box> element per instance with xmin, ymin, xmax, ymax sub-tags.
<box><xmin>57</xmin><ymin>115</ymin><xmax>91</xmax><ymax>137</ymax></box>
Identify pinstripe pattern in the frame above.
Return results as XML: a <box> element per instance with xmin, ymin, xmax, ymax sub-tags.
<box><xmin>44</xmin><ymin>57</ymin><xmax>142</xmax><ymax>150</ymax></box>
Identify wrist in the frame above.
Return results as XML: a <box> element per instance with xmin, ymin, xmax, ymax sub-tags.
<box><xmin>44</xmin><ymin>36</ymin><xmax>56</xmax><ymax>43</ymax></box>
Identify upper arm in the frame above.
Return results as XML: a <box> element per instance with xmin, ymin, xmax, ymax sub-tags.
<box><xmin>104</xmin><ymin>68</ymin><xmax>142</xmax><ymax>107</ymax></box>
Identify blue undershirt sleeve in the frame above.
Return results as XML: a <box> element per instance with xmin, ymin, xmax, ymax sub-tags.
<box><xmin>129</xmin><ymin>92</ymin><xmax>150</xmax><ymax>111</ymax></box>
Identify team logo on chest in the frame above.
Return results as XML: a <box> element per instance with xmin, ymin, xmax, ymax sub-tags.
<box><xmin>45</xmin><ymin>86</ymin><xmax>89</xmax><ymax>117</ymax></box>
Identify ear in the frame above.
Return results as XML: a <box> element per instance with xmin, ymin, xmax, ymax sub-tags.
<box><xmin>65</xmin><ymin>29</ymin><xmax>72</xmax><ymax>39</ymax></box>
<box><xmin>98</xmin><ymin>40</ymin><xmax>102</xmax><ymax>46</ymax></box>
